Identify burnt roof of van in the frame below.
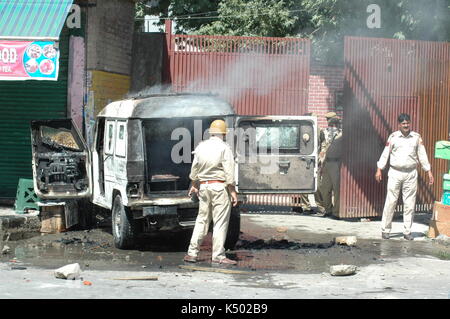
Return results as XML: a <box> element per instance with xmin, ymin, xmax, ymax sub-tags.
<box><xmin>97</xmin><ymin>93</ymin><xmax>236</xmax><ymax>119</ymax></box>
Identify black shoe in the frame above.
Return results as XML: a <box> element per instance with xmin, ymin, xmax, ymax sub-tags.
<box><xmin>403</xmin><ymin>234</ymin><xmax>414</xmax><ymax>241</ymax></box>
<box><xmin>382</xmin><ymin>233</ymin><xmax>389</xmax><ymax>240</ymax></box>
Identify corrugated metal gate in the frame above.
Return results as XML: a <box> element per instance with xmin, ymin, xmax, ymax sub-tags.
<box><xmin>165</xmin><ymin>28</ymin><xmax>310</xmax><ymax>116</ymax></box>
<box><xmin>340</xmin><ymin>36</ymin><xmax>450</xmax><ymax>218</ymax></box>
<box><xmin>0</xmin><ymin>29</ymin><xmax>69</xmax><ymax>199</ymax></box>
<box><xmin>164</xmin><ymin>25</ymin><xmax>311</xmax><ymax>207</ymax></box>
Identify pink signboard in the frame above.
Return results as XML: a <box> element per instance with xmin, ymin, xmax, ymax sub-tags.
<box><xmin>0</xmin><ymin>40</ymin><xmax>59</xmax><ymax>81</ymax></box>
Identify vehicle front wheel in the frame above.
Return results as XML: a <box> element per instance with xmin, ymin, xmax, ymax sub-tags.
<box><xmin>112</xmin><ymin>194</ymin><xmax>136</xmax><ymax>249</ymax></box>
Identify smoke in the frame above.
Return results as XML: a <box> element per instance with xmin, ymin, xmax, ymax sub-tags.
<box><xmin>126</xmin><ymin>83</ymin><xmax>173</xmax><ymax>99</ymax></box>
<box><xmin>184</xmin><ymin>50</ymin><xmax>302</xmax><ymax>103</ymax></box>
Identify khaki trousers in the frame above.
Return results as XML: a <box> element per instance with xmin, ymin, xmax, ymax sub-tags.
<box><xmin>317</xmin><ymin>160</ymin><xmax>340</xmax><ymax>215</ymax></box>
<box><xmin>381</xmin><ymin>168</ymin><xmax>418</xmax><ymax>235</ymax></box>
<box><xmin>187</xmin><ymin>183</ymin><xmax>231</xmax><ymax>261</ymax></box>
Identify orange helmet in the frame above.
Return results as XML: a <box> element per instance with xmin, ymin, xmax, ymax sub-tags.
<box><xmin>209</xmin><ymin>119</ymin><xmax>227</xmax><ymax>135</ymax></box>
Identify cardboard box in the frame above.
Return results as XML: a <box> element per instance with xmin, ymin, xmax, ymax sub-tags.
<box><xmin>40</xmin><ymin>205</ymin><xmax>66</xmax><ymax>233</ymax></box>
<box><xmin>431</xmin><ymin>201</ymin><xmax>450</xmax><ymax>223</ymax></box>
<box><xmin>428</xmin><ymin>220</ymin><xmax>450</xmax><ymax>238</ymax></box>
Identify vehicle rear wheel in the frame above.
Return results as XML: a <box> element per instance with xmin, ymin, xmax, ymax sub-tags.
<box><xmin>225</xmin><ymin>206</ymin><xmax>241</xmax><ymax>250</ymax></box>
<box><xmin>112</xmin><ymin>194</ymin><xmax>136</xmax><ymax>249</ymax></box>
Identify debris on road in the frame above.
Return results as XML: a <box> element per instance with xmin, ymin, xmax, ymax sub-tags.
<box><xmin>111</xmin><ymin>276</ymin><xmax>158</xmax><ymax>281</ymax></box>
<box><xmin>83</xmin><ymin>280</ymin><xmax>92</xmax><ymax>286</ymax></box>
<box><xmin>236</xmin><ymin>238</ymin><xmax>335</xmax><ymax>250</ymax></box>
<box><xmin>179</xmin><ymin>265</ymin><xmax>254</xmax><ymax>275</ymax></box>
<box><xmin>334</xmin><ymin>236</ymin><xmax>357</xmax><ymax>246</ymax></box>
<box><xmin>54</xmin><ymin>263</ymin><xmax>81</xmax><ymax>280</ymax></box>
<box><xmin>11</xmin><ymin>266</ymin><xmax>27</xmax><ymax>270</ymax></box>
<box><xmin>330</xmin><ymin>265</ymin><xmax>357</xmax><ymax>276</ymax></box>
<box><xmin>434</xmin><ymin>234</ymin><xmax>450</xmax><ymax>246</ymax></box>
<box><xmin>276</xmin><ymin>226</ymin><xmax>288</xmax><ymax>233</ymax></box>
<box><xmin>2</xmin><ymin>245</ymin><xmax>10</xmax><ymax>255</ymax></box>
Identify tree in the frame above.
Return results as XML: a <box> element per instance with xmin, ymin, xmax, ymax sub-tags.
<box><xmin>135</xmin><ymin>0</ymin><xmax>450</xmax><ymax>63</ymax></box>
<box><xmin>195</xmin><ymin>0</ymin><xmax>298</xmax><ymax>38</ymax></box>
<box><xmin>135</xmin><ymin>0</ymin><xmax>220</xmax><ymax>33</ymax></box>
<box><xmin>295</xmin><ymin>0</ymin><xmax>450</xmax><ymax>64</ymax></box>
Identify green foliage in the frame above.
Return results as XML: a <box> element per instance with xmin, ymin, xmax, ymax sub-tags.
<box><xmin>295</xmin><ymin>0</ymin><xmax>450</xmax><ymax>64</ymax></box>
<box><xmin>195</xmin><ymin>0</ymin><xmax>298</xmax><ymax>37</ymax></box>
<box><xmin>135</xmin><ymin>0</ymin><xmax>220</xmax><ymax>33</ymax></box>
<box><xmin>135</xmin><ymin>0</ymin><xmax>450</xmax><ymax>63</ymax></box>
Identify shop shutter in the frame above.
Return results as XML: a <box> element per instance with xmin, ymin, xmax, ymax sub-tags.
<box><xmin>0</xmin><ymin>30</ymin><xmax>69</xmax><ymax>199</ymax></box>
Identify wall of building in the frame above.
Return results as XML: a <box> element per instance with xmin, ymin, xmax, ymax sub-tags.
<box><xmin>88</xmin><ymin>70</ymin><xmax>131</xmax><ymax>114</ymax></box>
<box><xmin>130</xmin><ymin>32</ymin><xmax>165</xmax><ymax>94</ymax></box>
<box><xmin>86</xmin><ymin>0</ymin><xmax>135</xmax><ymax>75</ymax></box>
<box><xmin>307</xmin><ymin>64</ymin><xmax>344</xmax><ymax>128</ymax></box>
<box><xmin>68</xmin><ymin>36</ymin><xmax>86</xmax><ymax>131</ymax></box>
<box><xmin>81</xmin><ymin>0</ymin><xmax>135</xmax><ymax>144</ymax></box>
<box><xmin>85</xmin><ymin>0</ymin><xmax>135</xmax><ymax>116</ymax></box>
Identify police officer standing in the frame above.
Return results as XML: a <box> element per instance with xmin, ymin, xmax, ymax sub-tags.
<box><xmin>375</xmin><ymin>113</ymin><xmax>434</xmax><ymax>240</ymax></box>
<box><xmin>315</xmin><ymin>112</ymin><xmax>342</xmax><ymax>216</ymax></box>
<box><xmin>184</xmin><ymin>119</ymin><xmax>238</xmax><ymax>265</ymax></box>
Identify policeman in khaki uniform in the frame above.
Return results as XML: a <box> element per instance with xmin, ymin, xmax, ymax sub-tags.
<box><xmin>184</xmin><ymin>119</ymin><xmax>238</xmax><ymax>265</ymax></box>
<box><xmin>375</xmin><ymin>113</ymin><xmax>434</xmax><ymax>240</ymax></box>
<box><xmin>315</xmin><ymin>112</ymin><xmax>342</xmax><ymax>216</ymax></box>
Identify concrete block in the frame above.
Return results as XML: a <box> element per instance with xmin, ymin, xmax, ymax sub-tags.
<box><xmin>330</xmin><ymin>265</ymin><xmax>357</xmax><ymax>276</ymax></box>
<box><xmin>334</xmin><ymin>236</ymin><xmax>357</xmax><ymax>246</ymax></box>
<box><xmin>54</xmin><ymin>263</ymin><xmax>81</xmax><ymax>280</ymax></box>
<box><xmin>40</xmin><ymin>205</ymin><xmax>66</xmax><ymax>233</ymax></box>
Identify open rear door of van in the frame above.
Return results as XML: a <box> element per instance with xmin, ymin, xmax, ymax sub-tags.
<box><xmin>30</xmin><ymin>119</ymin><xmax>92</xmax><ymax>199</ymax></box>
<box><xmin>235</xmin><ymin>116</ymin><xmax>317</xmax><ymax>194</ymax></box>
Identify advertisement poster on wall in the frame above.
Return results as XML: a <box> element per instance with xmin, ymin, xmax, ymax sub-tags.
<box><xmin>0</xmin><ymin>40</ymin><xmax>59</xmax><ymax>81</ymax></box>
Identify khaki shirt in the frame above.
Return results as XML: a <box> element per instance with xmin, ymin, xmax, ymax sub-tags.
<box><xmin>189</xmin><ymin>136</ymin><xmax>235</xmax><ymax>186</ymax></box>
<box><xmin>319</xmin><ymin>127</ymin><xmax>342</xmax><ymax>164</ymax></box>
<box><xmin>377</xmin><ymin>130</ymin><xmax>431</xmax><ymax>172</ymax></box>
<box><xmin>325</xmin><ymin>133</ymin><xmax>343</xmax><ymax>160</ymax></box>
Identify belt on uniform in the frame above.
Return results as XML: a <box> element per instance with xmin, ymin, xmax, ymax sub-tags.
<box><xmin>200</xmin><ymin>180</ymin><xmax>225</xmax><ymax>185</ymax></box>
<box><xmin>390</xmin><ymin>166</ymin><xmax>416</xmax><ymax>173</ymax></box>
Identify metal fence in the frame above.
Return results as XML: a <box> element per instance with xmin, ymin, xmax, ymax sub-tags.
<box><xmin>165</xmin><ymin>23</ymin><xmax>310</xmax><ymax>116</ymax></box>
<box><xmin>340</xmin><ymin>36</ymin><xmax>450</xmax><ymax>218</ymax></box>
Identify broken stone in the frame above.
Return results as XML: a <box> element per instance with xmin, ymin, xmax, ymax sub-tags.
<box><xmin>330</xmin><ymin>265</ymin><xmax>357</xmax><ymax>276</ymax></box>
<box><xmin>276</xmin><ymin>226</ymin><xmax>288</xmax><ymax>233</ymax></box>
<box><xmin>2</xmin><ymin>245</ymin><xmax>10</xmax><ymax>255</ymax></box>
<box><xmin>435</xmin><ymin>235</ymin><xmax>450</xmax><ymax>246</ymax></box>
<box><xmin>334</xmin><ymin>236</ymin><xmax>357</xmax><ymax>246</ymax></box>
<box><xmin>54</xmin><ymin>263</ymin><xmax>81</xmax><ymax>280</ymax></box>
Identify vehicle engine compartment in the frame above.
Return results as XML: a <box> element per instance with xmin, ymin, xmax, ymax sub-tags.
<box><xmin>31</xmin><ymin>119</ymin><xmax>90</xmax><ymax>198</ymax></box>
<box><xmin>35</xmin><ymin>152</ymin><xmax>88</xmax><ymax>193</ymax></box>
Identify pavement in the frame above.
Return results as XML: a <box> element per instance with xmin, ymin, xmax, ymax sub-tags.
<box><xmin>0</xmin><ymin>202</ymin><xmax>442</xmax><ymax>243</ymax></box>
<box><xmin>0</xmin><ymin>205</ymin><xmax>40</xmax><ymax>241</ymax></box>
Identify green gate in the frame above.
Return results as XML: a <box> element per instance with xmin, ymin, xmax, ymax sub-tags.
<box><xmin>0</xmin><ymin>30</ymin><xmax>69</xmax><ymax>199</ymax></box>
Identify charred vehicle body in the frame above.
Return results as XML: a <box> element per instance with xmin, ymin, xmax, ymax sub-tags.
<box><xmin>31</xmin><ymin>93</ymin><xmax>318</xmax><ymax>249</ymax></box>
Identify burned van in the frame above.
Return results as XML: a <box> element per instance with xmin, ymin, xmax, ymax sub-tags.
<box><xmin>31</xmin><ymin>93</ymin><xmax>318</xmax><ymax>249</ymax></box>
